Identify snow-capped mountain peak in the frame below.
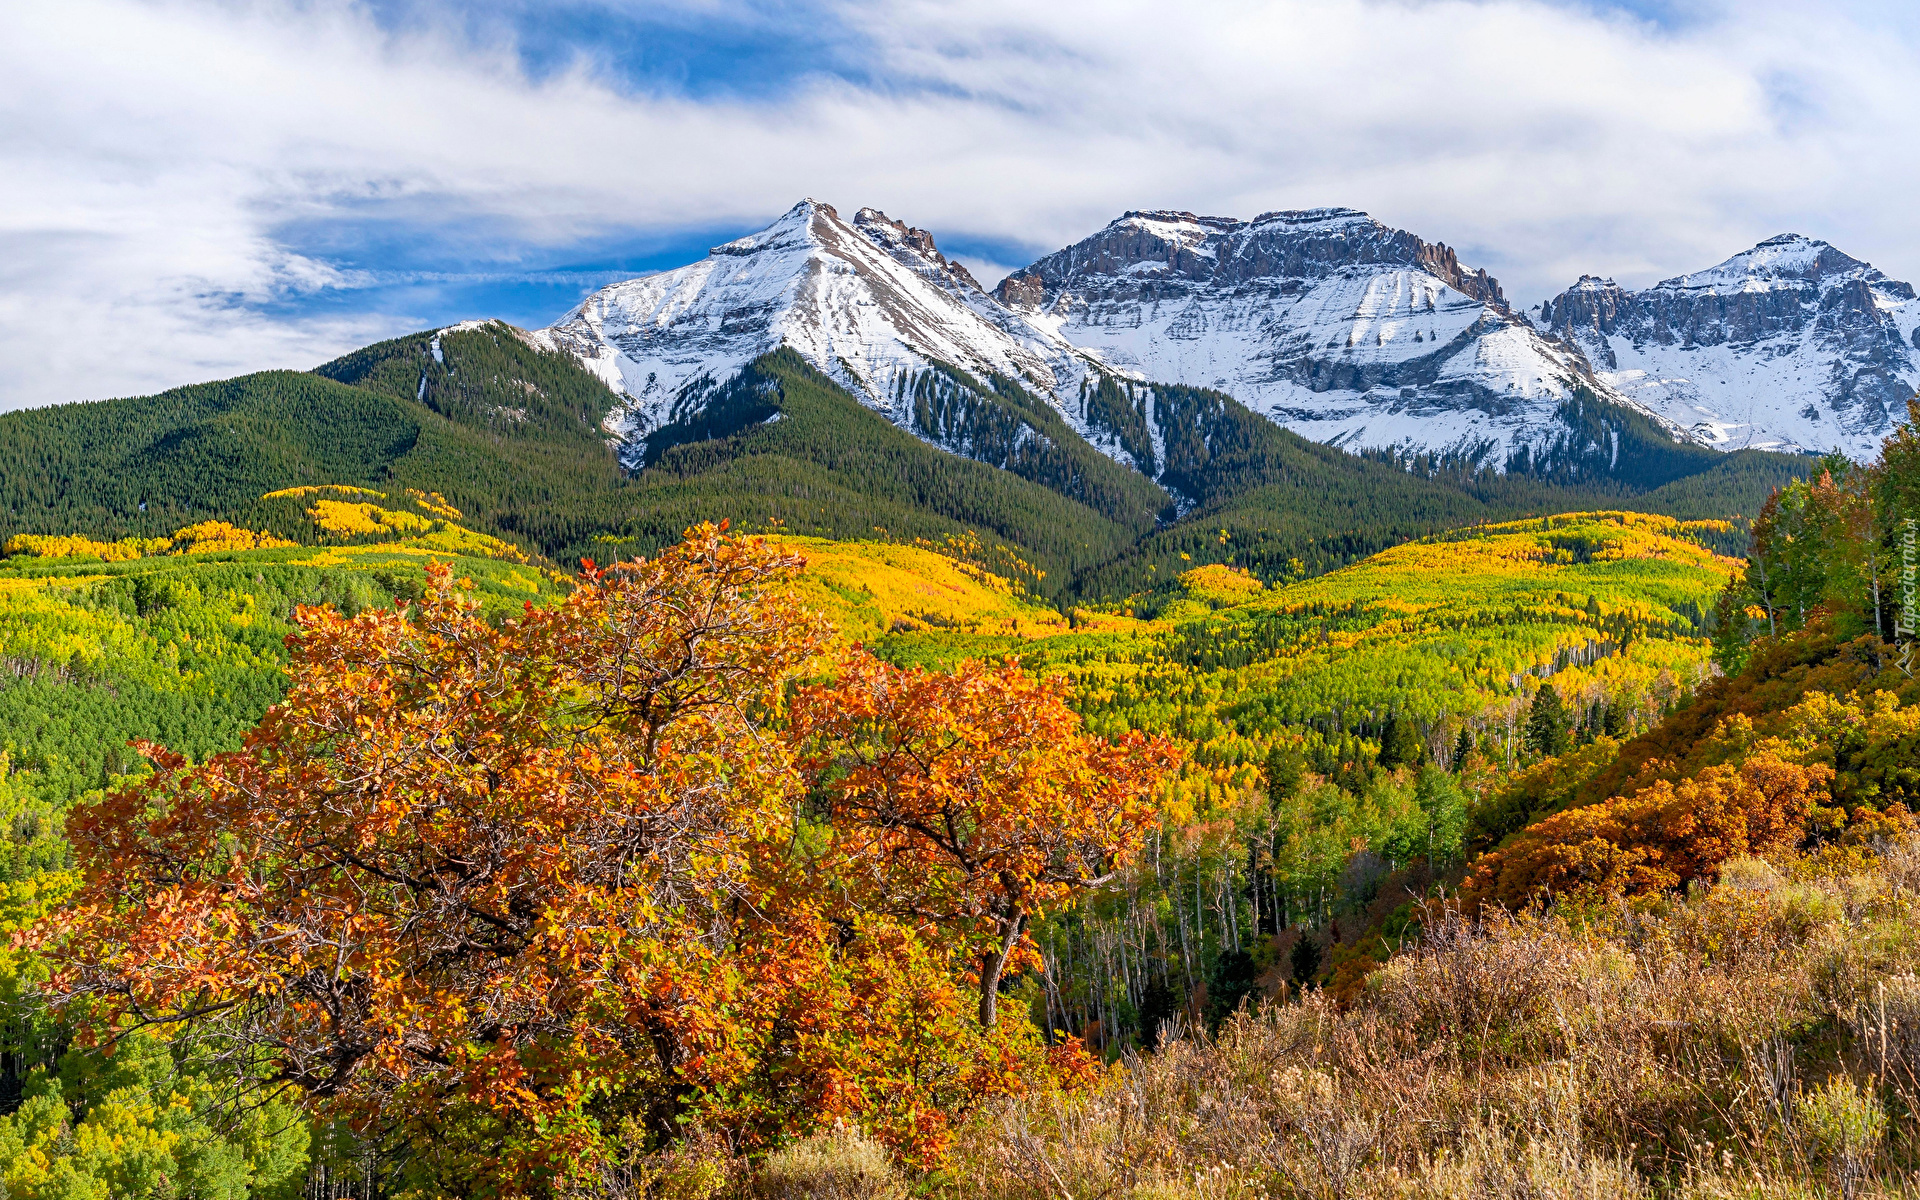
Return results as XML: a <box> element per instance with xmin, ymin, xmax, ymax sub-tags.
<box><xmin>1538</xmin><ymin>234</ymin><xmax>1920</xmax><ymax>457</ymax></box>
<box><xmin>994</xmin><ymin>205</ymin><xmax>1650</xmax><ymax>468</ymax></box>
<box><xmin>708</xmin><ymin>198</ymin><xmax>818</xmax><ymax>256</ymax></box>
<box><xmin>533</xmin><ymin>199</ymin><xmax>1060</xmax><ymax>459</ymax></box>
<box><xmin>1668</xmin><ymin>234</ymin><xmax>1875</xmax><ymax>293</ymax></box>
<box><xmin>531</xmin><ymin>199</ymin><xmax>1904</xmax><ymax>488</ymax></box>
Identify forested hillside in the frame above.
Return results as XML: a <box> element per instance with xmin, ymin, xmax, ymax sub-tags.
<box><xmin>0</xmin><ymin>503</ymin><xmax>558</xmax><ymax>810</ymax></box>
<box><xmin>0</xmin><ymin>323</ymin><xmax>630</xmax><ymax>559</ymax></box>
<box><xmin>874</xmin><ymin>511</ymin><xmax>1740</xmax><ymax>1042</ymax></box>
<box><xmin>0</xmin><ymin>438</ymin><xmax>1916</xmax><ymax>1193</ymax></box>
<box><xmin>0</xmin><ymin>324</ymin><xmax>1809</xmax><ymax>605</ymax></box>
<box><xmin>1071</xmin><ymin>376</ymin><xmax>1807</xmax><ymax>592</ymax></box>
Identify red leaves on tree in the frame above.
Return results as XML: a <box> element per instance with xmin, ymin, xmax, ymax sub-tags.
<box><xmin>792</xmin><ymin>655</ymin><xmax>1183</xmax><ymax>1027</ymax></box>
<box><xmin>45</xmin><ymin>525</ymin><xmax>829</xmax><ymax>1186</ymax></box>
<box><xmin>1463</xmin><ymin>750</ymin><xmax>1833</xmax><ymax>908</ymax></box>
<box><xmin>37</xmin><ymin>525</ymin><xmax>1167</xmax><ymax>1188</ymax></box>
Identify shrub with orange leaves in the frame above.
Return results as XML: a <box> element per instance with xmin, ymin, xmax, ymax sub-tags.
<box><xmin>36</xmin><ymin>524</ymin><xmax>1122</xmax><ymax>1192</ymax></box>
<box><xmin>792</xmin><ymin>654</ymin><xmax>1184</xmax><ymax>1028</ymax></box>
<box><xmin>1463</xmin><ymin>749</ymin><xmax>1832</xmax><ymax>908</ymax></box>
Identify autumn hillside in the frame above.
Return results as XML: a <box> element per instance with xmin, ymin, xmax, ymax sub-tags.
<box><xmin>4</xmin><ymin>463</ymin><xmax>1920</xmax><ymax>1197</ymax></box>
<box><xmin>0</xmin><ymin>495</ymin><xmax>1104</xmax><ymax>811</ymax></box>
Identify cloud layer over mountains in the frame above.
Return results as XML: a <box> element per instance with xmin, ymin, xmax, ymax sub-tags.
<box><xmin>4</xmin><ymin>0</ymin><xmax>1917</xmax><ymax>410</ymax></box>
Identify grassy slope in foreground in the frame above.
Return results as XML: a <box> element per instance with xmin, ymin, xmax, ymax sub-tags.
<box><xmin>879</xmin><ymin>512</ymin><xmax>1738</xmax><ymax>760</ymax></box>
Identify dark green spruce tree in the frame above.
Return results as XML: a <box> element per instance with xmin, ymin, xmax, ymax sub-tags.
<box><xmin>1378</xmin><ymin>710</ymin><xmax>1423</xmax><ymax>769</ymax></box>
<box><xmin>1525</xmin><ymin>683</ymin><xmax>1572</xmax><ymax>758</ymax></box>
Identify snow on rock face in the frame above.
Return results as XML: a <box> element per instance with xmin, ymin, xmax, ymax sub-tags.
<box><xmin>994</xmin><ymin>208</ymin><xmax>1644</xmax><ymax>466</ymax></box>
<box><xmin>534</xmin><ymin>199</ymin><xmax>1061</xmax><ymax>463</ymax></box>
<box><xmin>1537</xmin><ymin>235</ymin><xmax>1920</xmax><ymax>459</ymax></box>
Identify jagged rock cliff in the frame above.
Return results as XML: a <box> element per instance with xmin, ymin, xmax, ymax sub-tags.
<box><xmin>1537</xmin><ymin>235</ymin><xmax>1920</xmax><ymax>458</ymax></box>
<box><xmin>993</xmin><ymin>208</ymin><xmax>1668</xmax><ymax>469</ymax></box>
<box><xmin>532</xmin><ymin>199</ymin><xmax>1063</xmax><ymax>461</ymax></box>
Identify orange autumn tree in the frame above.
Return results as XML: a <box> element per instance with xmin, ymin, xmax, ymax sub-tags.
<box><xmin>37</xmin><ymin>525</ymin><xmax>1115</xmax><ymax>1191</ymax></box>
<box><xmin>792</xmin><ymin>654</ymin><xmax>1183</xmax><ymax>1027</ymax></box>
<box><xmin>1463</xmin><ymin>748</ymin><xmax>1833</xmax><ymax>908</ymax></box>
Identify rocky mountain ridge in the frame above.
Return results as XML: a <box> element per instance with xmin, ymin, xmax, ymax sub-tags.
<box><xmin>1535</xmin><ymin>235</ymin><xmax>1920</xmax><ymax>458</ymax></box>
<box><xmin>993</xmin><ymin>206</ymin><xmax>1653</xmax><ymax>473</ymax></box>
<box><xmin>531</xmin><ymin>201</ymin><xmax>1906</xmax><ymax>488</ymax></box>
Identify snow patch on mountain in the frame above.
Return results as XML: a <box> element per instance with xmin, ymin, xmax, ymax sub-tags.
<box><xmin>533</xmin><ymin>200</ymin><xmax>1065</xmax><ymax>464</ymax></box>
<box><xmin>1537</xmin><ymin>235</ymin><xmax>1920</xmax><ymax>459</ymax></box>
<box><xmin>996</xmin><ymin>208</ymin><xmax>1671</xmax><ymax>468</ymax></box>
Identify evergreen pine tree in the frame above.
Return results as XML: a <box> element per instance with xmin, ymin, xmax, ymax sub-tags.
<box><xmin>1288</xmin><ymin>933</ymin><xmax>1323</xmax><ymax>987</ymax></box>
<box><xmin>1138</xmin><ymin>975</ymin><xmax>1178</xmax><ymax>1050</ymax></box>
<box><xmin>1265</xmin><ymin>742</ymin><xmax>1306</xmax><ymax>803</ymax></box>
<box><xmin>1206</xmin><ymin>949</ymin><xmax>1260</xmax><ymax>1030</ymax></box>
<box><xmin>1450</xmin><ymin>726</ymin><xmax>1474</xmax><ymax>772</ymax></box>
<box><xmin>1525</xmin><ymin>683</ymin><xmax>1571</xmax><ymax>757</ymax></box>
<box><xmin>1378</xmin><ymin>710</ymin><xmax>1422</xmax><ymax>768</ymax></box>
<box><xmin>1602</xmin><ymin>697</ymin><xmax>1628</xmax><ymax>738</ymax></box>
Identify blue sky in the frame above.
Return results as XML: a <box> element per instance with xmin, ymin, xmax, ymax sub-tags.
<box><xmin>262</xmin><ymin>210</ymin><xmax>755</xmax><ymax>338</ymax></box>
<box><xmin>5</xmin><ymin>0</ymin><xmax>1919</xmax><ymax>407</ymax></box>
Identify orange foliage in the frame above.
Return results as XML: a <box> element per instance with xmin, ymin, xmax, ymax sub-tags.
<box><xmin>39</xmin><ymin>525</ymin><xmax>1121</xmax><ymax>1190</ymax></box>
<box><xmin>1463</xmin><ymin>750</ymin><xmax>1832</xmax><ymax>908</ymax></box>
<box><xmin>792</xmin><ymin>655</ymin><xmax>1183</xmax><ymax>1027</ymax></box>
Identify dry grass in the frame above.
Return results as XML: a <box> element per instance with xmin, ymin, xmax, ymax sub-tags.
<box><xmin>634</xmin><ymin>840</ymin><xmax>1920</xmax><ymax>1198</ymax></box>
<box><xmin>753</xmin><ymin>1126</ymin><xmax>906</xmax><ymax>1200</ymax></box>
<box><xmin>930</xmin><ymin>839</ymin><xmax>1920</xmax><ymax>1199</ymax></box>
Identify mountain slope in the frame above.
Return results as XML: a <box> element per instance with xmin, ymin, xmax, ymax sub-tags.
<box><xmin>1537</xmin><ymin>235</ymin><xmax>1920</xmax><ymax>458</ymax></box>
<box><xmin>995</xmin><ymin>207</ymin><xmax>1682</xmax><ymax>469</ymax></box>
<box><xmin>0</xmin><ymin>322</ymin><xmax>631</xmax><ymax>556</ymax></box>
<box><xmin>590</xmin><ymin>348</ymin><xmax>1159</xmax><ymax>592</ymax></box>
<box><xmin>534</xmin><ymin>199</ymin><xmax>1181</xmax><ymax>522</ymax></box>
<box><xmin>537</xmin><ymin>200</ymin><xmax>1063</xmax><ymax>447</ymax></box>
<box><xmin>0</xmin><ymin>327</ymin><xmax>1166</xmax><ymax>595</ymax></box>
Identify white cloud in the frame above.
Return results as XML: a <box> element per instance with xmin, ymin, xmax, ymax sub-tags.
<box><xmin>2</xmin><ymin>0</ymin><xmax>1916</xmax><ymax>408</ymax></box>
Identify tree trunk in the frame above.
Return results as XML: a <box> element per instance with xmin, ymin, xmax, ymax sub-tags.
<box><xmin>979</xmin><ymin>911</ymin><xmax>1028</xmax><ymax>1028</ymax></box>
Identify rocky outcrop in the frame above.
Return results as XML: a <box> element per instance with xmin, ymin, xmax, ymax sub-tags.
<box><xmin>852</xmin><ymin>207</ymin><xmax>985</xmax><ymax>294</ymax></box>
<box><xmin>993</xmin><ymin>207</ymin><xmax>1663</xmax><ymax>470</ymax></box>
<box><xmin>994</xmin><ymin>270</ymin><xmax>1047</xmax><ymax>311</ymax></box>
<box><xmin>1537</xmin><ymin>235</ymin><xmax>1920</xmax><ymax>457</ymax></box>
<box><xmin>1000</xmin><ymin>208</ymin><xmax>1507</xmax><ymax>310</ymax></box>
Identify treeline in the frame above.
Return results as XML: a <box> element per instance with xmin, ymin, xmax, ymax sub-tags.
<box><xmin>901</xmin><ymin>360</ymin><xmax>1170</xmax><ymax>526</ymax></box>
<box><xmin>0</xmin><ymin>327</ymin><xmax>1811</xmax><ymax>609</ymax></box>
<box><xmin>1064</xmin><ymin>374</ymin><xmax>1794</xmax><ymax>599</ymax></box>
<box><xmin>607</xmin><ymin>349</ymin><xmax>1157</xmax><ymax>592</ymax></box>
